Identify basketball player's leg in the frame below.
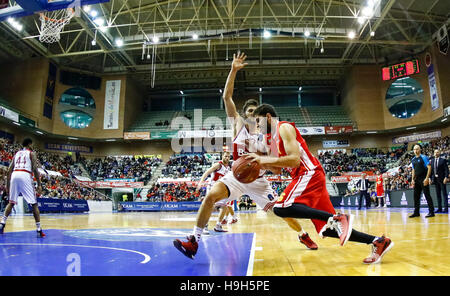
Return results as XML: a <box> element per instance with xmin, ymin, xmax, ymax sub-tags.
<box><xmin>195</xmin><ymin>181</ymin><xmax>229</xmax><ymax>232</ymax></box>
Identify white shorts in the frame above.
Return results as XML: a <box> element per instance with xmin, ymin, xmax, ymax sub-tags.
<box><xmin>9</xmin><ymin>171</ymin><xmax>37</xmax><ymax>205</ymax></box>
<box><xmin>215</xmin><ymin>171</ymin><xmax>277</xmax><ymax>211</ymax></box>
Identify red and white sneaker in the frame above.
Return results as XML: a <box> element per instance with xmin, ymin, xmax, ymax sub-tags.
<box><xmin>37</xmin><ymin>229</ymin><xmax>46</xmax><ymax>238</ymax></box>
<box><xmin>173</xmin><ymin>235</ymin><xmax>198</xmax><ymax>260</ymax></box>
<box><xmin>363</xmin><ymin>236</ymin><xmax>394</xmax><ymax>264</ymax></box>
<box><xmin>299</xmin><ymin>233</ymin><xmax>318</xmax><ymax>250</ymax></box>
<box><xmin>221</xmin><ymin>219</ymin><xmax>228</xmax><ymax>225</ymax></box>
<box><xmin>332</xmin><ymin>213</ymin><xmax>354</xmax><ymax>246</ymax></box>
<box><xmin>230</xmin><ymin>218</ymin><xmax>238</xmax><ymax>224</ymax></box>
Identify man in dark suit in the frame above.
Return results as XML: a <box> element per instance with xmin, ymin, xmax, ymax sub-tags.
<box><xmin>356</xmin><ymin>173</ymin><xmax>370</xmax><ymax>209</ymax></box>
<box><xmin>431</xmin><ymin>149</ymin><xmax>449</xmax><ymax>213</ymax></box>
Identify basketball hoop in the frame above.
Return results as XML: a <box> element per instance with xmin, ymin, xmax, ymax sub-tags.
<box><xmin>39</xmin><ymin>8</ymin><xmax>75</xmax><ymax>43</ymax></box>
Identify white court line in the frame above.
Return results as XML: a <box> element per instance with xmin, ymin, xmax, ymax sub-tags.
<box><xmin>246</xmin><ymin>233</ymin><xmax>256</xmax><ymax>276</ymax></box>
<box><xmin>0</xmin><ymin>243</ymin><xmax>151</xmax><ymax>264</ymax></box>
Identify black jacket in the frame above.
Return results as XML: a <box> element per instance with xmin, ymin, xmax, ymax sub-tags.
<box><xmin>431</xmin><ymin>157</ymin><xmax>449</xmax><ymax>182</ymax></box>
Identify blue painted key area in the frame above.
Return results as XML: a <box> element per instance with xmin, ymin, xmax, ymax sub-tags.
<box><xmin>0</xmin><ymin>228</ymin><xmax>254</xmax><ymax>276</ymax></box>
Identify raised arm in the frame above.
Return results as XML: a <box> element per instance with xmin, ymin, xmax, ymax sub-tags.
<box><xmin>223</xmin><ymin>52</ymin><xmax>248</xmax><ymax>122</ymax></box>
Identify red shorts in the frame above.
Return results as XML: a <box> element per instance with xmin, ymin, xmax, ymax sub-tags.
<box><xmin>274</xmin><ymin>169</ymin><xmax>336</xmax><ymax>234</ymax></box>
<box><xmin>376</xmin><ymin>186</ymin><xmax>384</xmax><ymax>197</ymax></box>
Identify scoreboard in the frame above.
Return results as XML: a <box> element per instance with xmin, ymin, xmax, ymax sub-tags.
<box><xmin>382</xmin><ymin>59</ymin><xmax>420</xmax><ymax>81</ymax></box>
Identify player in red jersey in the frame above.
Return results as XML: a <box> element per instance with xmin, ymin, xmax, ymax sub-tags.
<box><xmin>246</xmin><ymin>104</ymin><xmax>394</xmax><ymax>264</ymax></box>
<box><xmin>375</xmin><ymin>170</ymin><xmax>386</xmax><ymax>208</ymax></box>
<box><xmin>1</xmin><ymin>138</ymin><xmax>45</xmax><ymax>237</ymax></box>
<box><xmin>173</xmin><ymin>53</ymin><xmax>317</xmax><ymax>259</ymax></box>
<box><xmin>196</xmin><ymin>151</ymin><xmax>235</xmax><ymax>233</ymax></box>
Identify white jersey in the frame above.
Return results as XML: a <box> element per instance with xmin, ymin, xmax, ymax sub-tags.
<box><xmin>210</xmin><ymin>161</ymin><xmax>230</xmax><ymax>183</ymax></box>
<box><xmin>10</xmin><ymin>148</ymin><xmax>37</xmax><ymax>205</ymax></box>
<box><xmin>232</xmin><ymin>124</ymin><xmax>268</xmax><ymax>177</ymax></box>
<box><xmin>13</xmin><ymin>148</ymin><xmax>33</xmax><ymax>174</ymax></box>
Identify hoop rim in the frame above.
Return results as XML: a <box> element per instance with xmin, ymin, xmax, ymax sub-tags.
<box><xmin>39</xmin><ymin>7</ymin><xmax>75</xmax><ymax>23</ymax></box>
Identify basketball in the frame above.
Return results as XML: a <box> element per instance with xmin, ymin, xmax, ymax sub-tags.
<box><xmin>232</xmin><ymin>156</ymin><xmax>261</xmax><ymax>184</ymax></box>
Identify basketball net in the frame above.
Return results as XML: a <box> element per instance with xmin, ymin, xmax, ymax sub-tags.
<box><xmin>39</xmin><ymin>8</ymin><xmax>75</xmax><ymax>43</ymax></box>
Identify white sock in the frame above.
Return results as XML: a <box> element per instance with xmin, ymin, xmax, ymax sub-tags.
<box><xmin>36</xmin><ymin>222</ymin><xmax>41</xmax><ymax>231</ymax></box>
<box><xmin>193</xmin><ymin>226</ymin><xmax>203</xmax><ymax>242</ymax></box>
<box><xmin>1</xmin><ymin>216</ymin><xmax>7</xmax><ymax>224</ymax></box>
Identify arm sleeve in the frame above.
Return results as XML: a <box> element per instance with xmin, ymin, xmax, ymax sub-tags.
<box><xmin>421</xmin><ymin>155</ymin><xmax>429</xmax><ymax>167</ymax></box>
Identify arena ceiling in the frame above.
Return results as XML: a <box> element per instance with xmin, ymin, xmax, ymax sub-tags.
<box><xmin>0</xmin><ymin>0</ymin><xmax>448</xmax><ymax>90</ymax></box>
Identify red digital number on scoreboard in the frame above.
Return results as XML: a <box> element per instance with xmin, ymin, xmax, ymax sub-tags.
<box><xmin>381</xmin><ymin>59</ymin><xmax>419</xmax><ymax>81</ymax></box>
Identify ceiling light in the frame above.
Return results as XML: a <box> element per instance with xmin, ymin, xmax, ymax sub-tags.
<box><xmin>304</xmin><ymin>30</ymin><xmax>310</xmax><ymax>37</ymax></box>
<box><xmin>263</xmin><ymin>30</ymin><xmax>271</xmax><ymax>38</ymax></box>
<box><xmin>442</xmin><ymin>118</ymin><xmax>448</xmax><ymax>122</ymax></box>
<box><xmin>106</xmin><ymin>139</ymin><xmax>116</xmax><ymax>142</ymax></box>
<box><xmin>367</xmin><ymin>131</ymin><xmax>377</xmax><ymax>134</ymax></box>
<box><xmin>320</xmin><ymin>47</ymin><xmax>324</xmax><ymax>53</ymax></box>
<box><xmin>219</xmin><ymin>89</ymin><xmax>222</xmax><ymax>93</ymax></box>
<box><xmin>299</xmin><ymin>86</ymin><xmax>302</xmax><ymax>91</ymax></box>
<box><xmin>348</xmin><ymin>31</ymin><xmax>356</xmax><ymax>39</ymax></box>
<box><xmin>13</xmin><ymin>122</ymin><xmax>20</xmax><ymax>126</ymax></box>
<box><xmin>362</xmin><ymin>6</ymin><xmax>373</xmax><ymax>17</ymax></box>
<box><xmin>370</xmin><ymin>31</ymin><xmax>375</xmax><ymax>37</ymax></box>
<box><xmin>89</xmin><ymin>10</ymin><xmax>98</xmax><ymax>18</ymax></box>
<box><xmin>68</xmin><ymin>137</ymin><xmax>78</xmax><ymax>140</ymax></box>
<box><xmin>180</xmin><ymin>90</ymin><xmax>184</xmax><ymax>95</ymax></box>
<box><xmin>358</xmin><ymin>17</ymin><xmax>365</xmax><ymax>24</ymax></box>
<box><xmin>83</xmin><ymin>5</ymin><xmax>91</xmax><ymax>13</ymax></box>
<box><xmin>36</xmin><ymin>131</ymin><xmax>43</xmax><ymax>135</ymax></box>
<box><xmin>115</xmin><ymin>38</ymin><xmax>123</xmax><ymax>47</ymax></box>
<box><xmin>406</xmin><ymin>126</ymin><xmax>416</xmax><ymax>130</ymax></box>
<box><xmin>259</xmin><ymin>87</ymin><xmax>262</xmax><ymax>92</ymax></box>
<box><xmin>152</xmin><ymin>36</ymin><xmax>159</xmax><ymax>43</ymax></box>
<box><xmin>93</xmin><ymin>17</ymin><xmax>104</xmax><ymax>26</ymax></box>
<box><xmin>99</xmin><ymin>26</ymin><xmax>108</xmax><ymax>32</ymax></box>
<box><xmin>91</xmin><ymin>39</ymin><xmax>96</xmax><ymax>46</ymax></box>
<box><xmin>192</xmin><ymin>34</ymin><xmax>199</xmax><ymax>40</ymax></box>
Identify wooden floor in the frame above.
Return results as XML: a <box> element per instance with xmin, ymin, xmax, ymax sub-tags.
<box><xmin>3</xmin><ymin>207</ymin><xmax>450</xmax><ymax>276</ymax></box>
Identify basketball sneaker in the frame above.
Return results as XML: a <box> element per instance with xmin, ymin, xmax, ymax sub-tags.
<box><xmin>37</xmin><ymin>229</ymin><xmax>46</xmax><ymax>238</ymax></box>
<box><xmin>299</xmin><ymin>232</ymin><xmax>318</xmax><ymax>250</ymax></box>
<box><xmin>203</xmin><ymin>224</ymin><xmax>210</xmax><ymax>235</ymax></box>
<box><xmin>230</xmin><ymin>218</ymin><xmax>238</xmax><ymax>224</ymax></box>
<box><xmin>363</xmin><ymin>236</ymin><xmax>394</xmax><ymax>264</ymax></box>
<box><xmin>173</xmin><ymin>235</ymin><xmax>198</xmax><ymax>260</ymax></box>
<box><xmin>221</xmin><ymin>219</ymin><xmax>228</xmax><ymax>225</ymax></box>
<box><xmin>0</xmin><ymin>223</ymin><xmax>5</xmax><ymax>234</ymax></box>
<box><xmin>213</xmin><ymin>224</ymin><xmax>228</xmax><ymax>232</ymax></box>
<box><xmin>332</xmin><ymin>213</ymin><xmax>354</xmax><ymax>246</ymax></box>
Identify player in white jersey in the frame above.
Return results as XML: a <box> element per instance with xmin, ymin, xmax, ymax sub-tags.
<box><xmin>1</xmin><ymin>138</ymin><xmax>45</xmax><ymax>237</ymax></box>
<box><xmin>196</xmin><ymin>151</ymin><xmax>235</xmax><ymax>233</ymax></box>
<box><xmin>173</xmin><ymin>52</ymin><xmax>317</xmax><ymax>259</ymax></box>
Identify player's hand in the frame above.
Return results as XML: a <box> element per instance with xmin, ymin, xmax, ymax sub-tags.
<box><xmin>36</xmin><ymin>186</ymin><xmax>42</xmax><ymax>196</ymax></box>
<box><xmin>231</xmin><ymin>51</ymin><xmax>248</xmax><ymax>72</ymax></box>
<box><xmin>196</xmin><ymin>181</ymin><xmax>203</xmax><ymax>192</ymax></box>
<box><xmin>245</xmin><ymin>153</ymin><xmax>261</xmax><ymax>165</ymax></box>
<box><xmin>444</xmin><ymin>178</ymin><xmax>448</xmax><ymax>184</ymax></box>
<box><xmin>423</xmin><ymin>179</ymin><xmax>429</xmax><ymax>186</ymax></box>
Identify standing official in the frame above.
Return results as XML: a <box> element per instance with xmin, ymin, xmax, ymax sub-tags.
<box><xmin>431</xmin><ymin>149</ymin><xmax>449</xmax><ymax>213</ymax></box>
<box><xmin>409</xmin><ymin>144</ymin><xmax>434</xmax><ymax>218</ymax></box>
<box><xmin>356</xmin><ymin>173</ymin><xmax>370</xmax><ymax>209</ymax></box>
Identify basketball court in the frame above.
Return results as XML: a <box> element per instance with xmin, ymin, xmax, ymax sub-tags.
<box><xmin>1</xmin><ymin>207</ymin><xmax>449</xmax><ymax>276</ymax></box>
<box><xmin>0</xmin><ymin>0</ymin><xmax>450</xmax><ymax>278</ymax></box>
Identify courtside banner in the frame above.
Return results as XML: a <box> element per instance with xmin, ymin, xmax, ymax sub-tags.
<box><xmin>392</xmin><ymin>130</ymin><xmax>441</xmax><ymax>144</ymax></box>
<box><xmin>45</xmin><ymin>143</ymin><xmax>93</xmax><ymax>153</ymax></box>
<box><xmin>119</xmin><ymin>202</ymin><xmax>202</xmax><ymax>212</ymax></box>
<box><xmin>104</xmin><ymin>80</ymin><xmax>121</xmax><ymax>130</ymax></box>
<box><xmin>32</xmin><ymin>198</ymin><xmax>89</xmax><ymax>213</ymax></box>
<box><xmin>297</xmin><ymin>126</ymin><xmax>325</xmax><ymax>135</ymax></box>
<box><xmin>325</xmin><ymin>126</ymin><xmax>353</xmax><ymax>134</ymax></box>
<box><xmin>78</xmin><ymin>181</ymin><xmax>144</xmax><ymax>188</ymax></box>
<box><xmin>124</xmin><ymin>132</ymin><xmax>150</xmax><ymax>140</ymax></box>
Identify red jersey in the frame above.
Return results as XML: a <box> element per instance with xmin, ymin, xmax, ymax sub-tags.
<box><xmin>376</xmin><ymin>175</ymin><xmax>384</xmax><ymax>197</ymax></box>
<box><xmin>269</xmin><ymin>121</ymin><xmax>323</xmax><ymax>178</ymax></box>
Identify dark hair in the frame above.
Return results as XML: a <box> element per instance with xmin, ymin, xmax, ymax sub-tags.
<box><xmin>253</xmin><ymin>103</ymin><xmax>278</xmax><ymax>117</ymax></box>
<box><xmin>242</xmin><ymin>99</ymin><xmax>259</xmax><ymax>114</ymax></box>
<box><xmin>22</xmin><ymin>138</ymin><xmax>32</xmax><ymax>147</ymax></box>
